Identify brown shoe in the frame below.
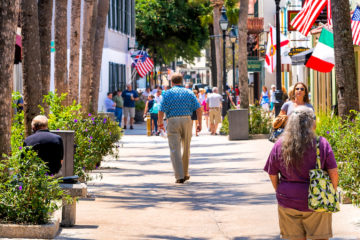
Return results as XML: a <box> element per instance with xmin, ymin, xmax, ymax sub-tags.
<box><xmin>184</xmin><ymin>176</ymin><xmax>190</xmax><ymax>181</ymax></box>
<box><xmin>175</xmin><ymin>179</ymin><xmax>185</xmax><ymax>184</ymax></box>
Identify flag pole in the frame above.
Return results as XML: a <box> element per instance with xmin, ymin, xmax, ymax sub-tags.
<box><xmin>275</xmin><ymin>0</ymin><xmax>283</xmax><ymax>116</ymax></box>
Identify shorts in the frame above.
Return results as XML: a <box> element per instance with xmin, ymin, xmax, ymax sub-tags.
<box><xmin>191</xmin><ymin>111</ymin><xmax>197</xmax><ymax>120</ymax></box>
<box><xmin>278</xmin><ymin>205</ymin><xmax>332</xmax><ymax>239</ymax></box>
<box><xmin>209</xmin><ymin>108</ymin><xmax>221</xmax><ymax>125</ymax></box>
<box><xmin>123</xmin><ymin>107</ymin><xmax>135</xmax><ymax>119</ymax></box>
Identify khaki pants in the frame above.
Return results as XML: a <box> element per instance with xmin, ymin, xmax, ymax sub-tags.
<box><xmin>167</xmin><ymin>117</ymin><xmax>192</xmax><ymax>180</ymax></box>
<box><xmin>278</xmin><ymin>205</ymin><xmax>332</xmax><ymax>239</ymax></box>
<box><xmin>209</xmin><ymin>108</ymin><xmax>221</xmax><ymax>125</ymax></box>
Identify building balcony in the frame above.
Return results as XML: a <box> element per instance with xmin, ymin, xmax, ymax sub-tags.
<box><xmin>247</xmin><ymin>17</ymin><xmax>264</xmax><ymax>34</ymax></box>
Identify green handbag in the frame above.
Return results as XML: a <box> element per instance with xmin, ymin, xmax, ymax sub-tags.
<box><xmin>308</xmin><ymin>137</ymin><xmax>340</xmax><ymax>213</ymax></box>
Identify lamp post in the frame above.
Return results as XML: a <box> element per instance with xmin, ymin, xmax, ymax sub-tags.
<box><xmin>219</xmin><ymin>6</ymin><xmax>229</xmax><ymax>117</ymax></box>
<box><xmin>229</xmin><ymin>25</ymin><xmax>237</xmax><ymax>101</ymax></box>
<box><xmin>274</xmin><ymin>0</ymin><xmax>283</xmax><ymax>116</ymax></box>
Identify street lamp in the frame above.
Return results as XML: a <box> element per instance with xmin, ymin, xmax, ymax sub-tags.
<box><xmin>229</xmin><ymin>25</ymin><xmax>237</xmax><ymax>98</ymax></box>
<box><xmin>274</xmin><ymin>0</ymin><xmax>283</xmax><ymax>116</ymax></box>
<box><xmin>220</xmin><ymin>6</ymin><xmax>229</xmax><ymax>117</ymax></box>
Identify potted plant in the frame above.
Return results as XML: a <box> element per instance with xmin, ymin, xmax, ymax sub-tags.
<box><xmin>134</xmin><ymin>99</ymin><xmax>145</xmax><ymax>123</ymax></box>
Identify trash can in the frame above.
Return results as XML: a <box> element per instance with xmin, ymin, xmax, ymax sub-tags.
<box><xmin>228</xmin><ymin>109</ymin><xmax>249</xmax><ymax>140</ymax></box>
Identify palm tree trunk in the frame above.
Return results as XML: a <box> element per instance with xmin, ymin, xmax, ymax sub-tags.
<box><xmin>38</xmin><ymin>0</ymin><xmax>53</xmax><ymax>114</ymax></box>
<box><xmin>68</xmin><ymin>0</ymin><xmax>81</xmax><ymax>104</ymax></box>
<box><xmin>331</xmin><ymin>0</ymin><xmax>359</xmax><ymax>117</ymax></box>
<box><xmin>238</xmin><ymin>0</ymin><xmax>249</xmax><ymax>109</ymax></box>
<box><xmin>0</xmin><ymin>0</ymin><xmax>20</xmax><ymax>157</ymax></box>
<box><xmin>90</xmin><ymin>0</ymin><xmax>110</xmax><ymax>114</ymax></box>
<box><xmin>55</xmin><ymin>0</ymin><xmax>69</xmax><ymax>100</ymax></box>
<box><xmin>210</xmin><ymin>25</ymin><xmax>217</xmax><ymax>87</ymax></box>
<box><xmin>80</xmin><ymin>0</ymin><xmax>96</xmax><ymax>113</ymax></box>
<box><xmin>21</xmin><ymin>0</ymin><xmax>43</xmax><ymax>137</ymax></box>
<box><xmin>213</xmin><ymin>5</ymin><xmax>223</xmax><ymax>94</ymax></box>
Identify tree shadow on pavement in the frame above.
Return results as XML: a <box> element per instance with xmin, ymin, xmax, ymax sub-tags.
<box><xmin>143</xmin><ymin>236</ymin><xmax>208</xmax><ymax>240</ymax></box>
<box><xmin>88</xmin><ymin>181</ymin><xmax>276</xmax><ymax>211</ymax></box>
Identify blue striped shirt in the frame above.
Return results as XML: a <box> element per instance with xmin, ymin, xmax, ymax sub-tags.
<box><xmin>160</xmin><ymin>86</ymin><xmax>200</xmax><ymax>118</ymax></box>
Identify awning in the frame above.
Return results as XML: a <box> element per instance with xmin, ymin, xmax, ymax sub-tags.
<box><xmin>291</xmin><ymin>48</ymin><xmax>313</xmax><ymax>66</ymax></box>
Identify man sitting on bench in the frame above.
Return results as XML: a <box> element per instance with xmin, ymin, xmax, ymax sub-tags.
<box><xmin>24</xmin><ymin>115</ymin><xmax>64</xmax><ymax>176</ymax></box>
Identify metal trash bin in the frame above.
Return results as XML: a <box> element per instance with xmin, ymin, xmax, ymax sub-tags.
<box><xmin>228</xmin><ymin>109</ymin><xmax>249</xmax><ymax>140</ymax></box>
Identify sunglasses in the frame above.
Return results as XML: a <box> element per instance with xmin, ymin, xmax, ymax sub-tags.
<box><xmin>296</xmin><ymin>87</ymin><xmax>305</xmax><ymax>91</ymax></box>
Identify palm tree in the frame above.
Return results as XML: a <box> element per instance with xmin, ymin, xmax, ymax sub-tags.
<box><xmin>331</xmin><ymin>0</ymin><xmax>359</xmax><ymax>117</ymax></box>
<box><xmin>80</xmin><ymin>0</ymin><xmax>96</xmax><ymax>114</ymax></box>
<box><xmin>55</xmin><ymin>0</ymin><xmax>69</xmax><ymax>100</ymax></box>
<box><xmin>21</xmin><ymin>0</ymin><xmax>43</xmax><ymax>137</ymax></box>
<box><xmin>0</xmin><ymin>0</ymin><xmax>20</xmax><ymax>156</ymax></box>
<box><xmin>89</xmin><ymin>0</ymin><xmax>110</xmax><ymax>114</ymax></box>
<box><xmin>211</xmin><ymin>0</ymin><xmax>224</xmax><ymax>94</ymax></box>
<box><xmin>238</xmin><ymin>0</ymin><xmax>249</xmax><ymax>108</ymax></box>
<box><xmin>69</xmin><ymin>0</ymin><xmax>82</xmax><ymax>104</ymax></box>
<box><xmin>38</xmin><ymin>0</ymin><xmax>53</xmax><ymax>113</ymax></box>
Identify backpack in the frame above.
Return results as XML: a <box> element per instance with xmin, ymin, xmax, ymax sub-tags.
<box><xmin>149</xmin><ymin>102</ymin><xmax>160</xmax><ymax>114</ymax></box>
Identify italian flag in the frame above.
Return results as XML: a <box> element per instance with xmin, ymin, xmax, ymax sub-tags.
<box><xmin>305</xmin><ymin>28</ymin><xmax>335</xmax><ymax>73</ymax></box>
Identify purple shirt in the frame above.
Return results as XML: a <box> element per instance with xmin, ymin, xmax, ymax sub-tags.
<box><xmin>264</xmin><ymin>136</ymin><xmax>337</xmax><ymax>211</ymax></box>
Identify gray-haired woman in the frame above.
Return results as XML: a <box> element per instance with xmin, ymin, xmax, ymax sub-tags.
<box><xmin>264</xmin><ymin>106</ymin><xmax>338</xmax><ymax>240</ymax></box>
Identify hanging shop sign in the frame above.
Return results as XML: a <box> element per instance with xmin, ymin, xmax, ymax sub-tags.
<box><xmin>288</xmin><ymin>47</ymin><xmax>310</xmax><ymax>56</ymax></box>
<box><xmin>288</xmin><ymin>10</ymin><xmax>300</xmax><ymax>32</ymax></box>
<box><xmin>248</xmin><ymin>60</ymin><xmax>262</xmax><ymax>72</ymax></box>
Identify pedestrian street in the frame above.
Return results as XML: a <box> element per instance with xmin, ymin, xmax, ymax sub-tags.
<box><xmin>57</xmin><ymin>123</ymin><xmax>360</xmax><ymax>240</ymax></box>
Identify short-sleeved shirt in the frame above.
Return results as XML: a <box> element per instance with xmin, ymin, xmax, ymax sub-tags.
<box><xmin>206</xmin><ymin>93</ymin><xmax>222</xmax><ymax>108</ymax></box>
<box><xmin>113</xmin><ymin>95</ymin><xmax>123</xmax><ymax>108</ymax></box>
<box><xmin>105</xmin><ymin>98</ymin><xmax>115</xmax><ymax>110</ymax></box>
<box><xmin>264</xmin><ymin>136</ymin><xmax>337</xmax><ymax>211</ymax></box>
<box><xmin>160</xmin><ymin>85</ymin><xmax>200</xmax><ymax>118</ymax></box>
<box><xmin>122</xmin><ymin>90</ymin><xmax>139</xmax><ymax>108</ymax></box>
<box><xmin>281</xmin><ymin>101</ymin><xmax>314</xmax><ymax>116</ymax></box>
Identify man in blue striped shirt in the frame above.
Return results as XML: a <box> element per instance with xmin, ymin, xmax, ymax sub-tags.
<box><xmin>158</xmin><ymin>73</ymin><xmax>202</xmax><ymax>184</ymax></box>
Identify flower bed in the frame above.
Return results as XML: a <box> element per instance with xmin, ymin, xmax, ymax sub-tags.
<box><xmin>316</xmin><ymin>111</ymin><xmax>360</xmax><ymax>206</ymax></box>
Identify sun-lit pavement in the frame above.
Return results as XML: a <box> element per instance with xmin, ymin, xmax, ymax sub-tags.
<box><xmin>57</xmin><ymin>122</ymin><xmax>360</xmax><ymax>240</ymax></box>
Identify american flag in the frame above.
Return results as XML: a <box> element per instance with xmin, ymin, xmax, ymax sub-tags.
<box><xmin>131</xmin><ymin>51</ymin><xmax>154</xmax><ymax>78</ymax></box>
<box><xmin>291</xmin><ymin>0</ymin><xmax>327</xmax><ymax>36</ymax></box>
<box><xmin>327</xmin><ymin>0</ymin><xmax>332</xmax><ymax>26</ymax></box>
<box><xmin>352</xmin><ymin>6</ymin><xmax>360</xmax><ymax>46</ymax></box>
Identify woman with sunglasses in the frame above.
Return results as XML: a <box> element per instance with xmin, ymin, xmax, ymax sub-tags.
<box><xmin>280</xmin><ymin>82</ymin><xmax>314</xmax><ymax>116</ymax></box>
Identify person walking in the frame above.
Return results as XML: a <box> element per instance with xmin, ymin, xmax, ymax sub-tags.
<box><xmin>270</xmin><ymin>84</ymin><xmax>276</xmax><ymax>112</ymax></box>
<box><xmin>105</xmin><ymin>92</ymin><xmax>116</xmax><ymax>113</ymax></box>
<box><xmin>201</xmin><ymin>92</ymin><xmax>209</xmax><ymax>132</ymax></box>
<box><xmin>280</xmin><ymin>82</ymin><xmax>313</xmax><ymax>116</ymax></box>
<box><xmin>122</xmin><ymin>84</ymin><xmax>139</xmax><ymax>129</ymax></box>
<box><xmin>113</xmin><ymin>90</ymin><xmax>123</xmax><ymax>127</ymax></box>
<box><xmin>206</xmin><ymin>87</ymin><xmax>222</xmax><ymax>135</ymax></box>
<box><xmin>158</xmin><ymin>73</ymin><xmax>202</xmax><ymax>184</ymax></box>
<box><xmin>264</xmin><ymin>106</ymin><xmax>338</xmax><ymax>239</ymax></box>
<box><xmin>259</xmin><ymin>85</ymin><xmax>270</xmax><ymax>111</ymax></box>
<box><xmin>192</xmin><ymin>89</ymin><xmax>201</xmax><ymax>136</ymax></box>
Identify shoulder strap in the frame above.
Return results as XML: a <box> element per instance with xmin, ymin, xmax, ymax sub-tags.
<box><xmin>316</xmin><ymin>136</ymin><xmax>321</xmax><ymax>169</ymax></box>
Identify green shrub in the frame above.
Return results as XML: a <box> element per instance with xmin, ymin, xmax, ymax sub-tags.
<box><xmin>10</xmin><ymin>91</ymin><xmax>122</xmax><ymax>182</ymax></box>
<box><xmin>135</xmin><ymin>99</ymin><xmax>145</xmax><ymax>111</ymax></box>
<box><xmin>40</xmin><ymin>92</ymin><xmax>122</xmax><ymax>181</ymax></box>
<box><xmin>0</xmin><ymin>148</ymin><xmax>69</xmax><ymax>224</ymax></box>
<box><xmin>219</xmin><ymin>114</ymin><xmax>229</xmax><ymax>135</ymax></box>
<box><xmin>11</xmin><ymin>92</ymin><xmax>25</xmax><ymax>156</ymax></box>
<box><xmin>316</xmin><ymin>111</ymin><xmax>360</xmax><ymax>206</ymax></box>
<box><xmin>249</xmin><ymin>105</ymin><xmax>272</xmax><ymax>134</ymax></box>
